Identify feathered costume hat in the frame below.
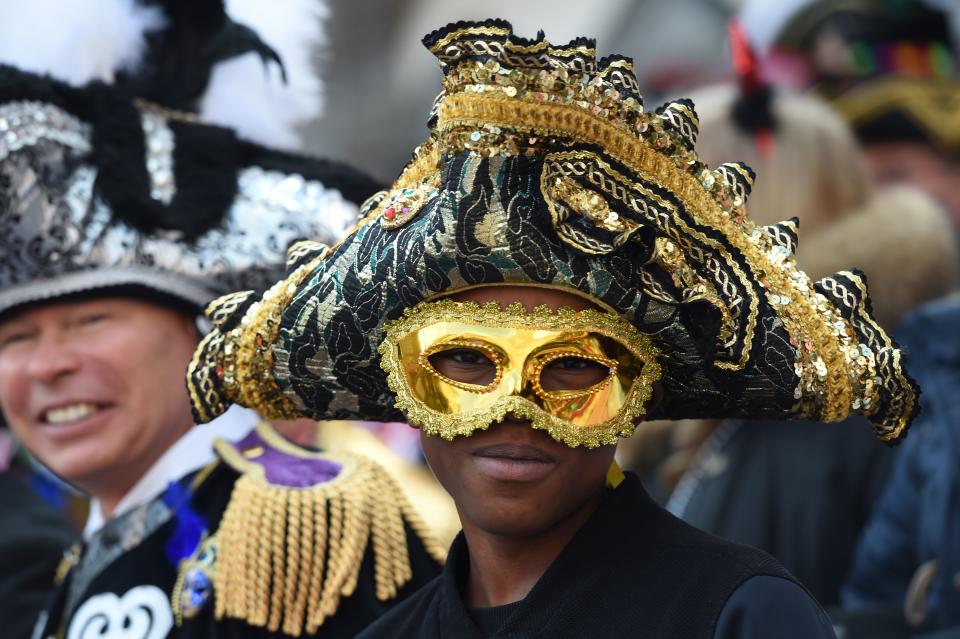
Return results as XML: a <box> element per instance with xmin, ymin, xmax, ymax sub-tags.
<box><xmin>0</xmin><ymin>0</ymin><xmax>379</xmax><ymax>317</ymax></box>
<box><xmin>741</xmin><ymin>0</ymin><xmax>960</xmax><ymax>156</ymax></box>
<box><xmin>188</xmin><ymin>20</ymin><xmax>918</xmax><ymax>444</ymax></box>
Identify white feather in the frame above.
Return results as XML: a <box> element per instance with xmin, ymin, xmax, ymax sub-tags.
<box><xmin>0</xmin><ymin>0</ymin><xmax>165</xmax><ymax>85</ymax></box>
<box><xmin>201</xmin><ymin>0</ymin><xmax>328</xmax><ymax>150</ymax></box>
<box><xmin>0</xmin><ymin>0</ymin><xmax>327</xmax><ymax>150</ymax></box>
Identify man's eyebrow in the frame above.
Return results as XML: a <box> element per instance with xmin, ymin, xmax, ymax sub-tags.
<box><xmin>0</xmin><ymin>319</ymin><xmax>28</xmax><ymax>331</ymax></box>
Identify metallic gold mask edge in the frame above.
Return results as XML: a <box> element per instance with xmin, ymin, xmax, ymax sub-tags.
<box><xmin>379</xmin><ymin>299</ymin><xmax>663</xmax><ymax>448</ymax></box>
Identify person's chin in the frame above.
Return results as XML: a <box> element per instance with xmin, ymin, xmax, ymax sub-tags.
<box><xmin>470</xmin><ymin>506</ymin><xmax>557</xmax><ymax>538</ymax></box>
<box><xmin>33</xmin><ymin>410</ymin><xmax>123</xmax><ymax>483</ymax></box>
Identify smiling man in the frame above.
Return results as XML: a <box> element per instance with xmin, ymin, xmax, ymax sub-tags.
<box><xmin>186</xmin><ymin>19</ymin><xmax>919</xmax><ymax>639</ymax></box>
<box><xmin>0</xmin><ymin>298</ymin><xmax>201</xmax><ymax>520</ymax></box>
<box><xmin>0</xmin><ymin>2</ymin><xmax>444</xmax><ymax>638</ymax></box>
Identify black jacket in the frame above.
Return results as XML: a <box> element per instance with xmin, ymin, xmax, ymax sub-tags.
<box><xmin>670</xmin><ymin>417</ymin><xmax>893</xmax><ymax>606</ymax></box>
<box><xmin>38</xmin><ymin>460</ymin><xmax>441</xmax><ymax>639</ymax></box>
<box><xmin>358</xmin><ymin>473</ymin><xmax>835</xmax><ymax>639</ymax></box>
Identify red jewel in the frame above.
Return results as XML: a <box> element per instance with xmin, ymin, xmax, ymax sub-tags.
<box><xmin>384</xmin><ymin>207</ymin><xmax>396</xmax><ymax>220</ymax></box>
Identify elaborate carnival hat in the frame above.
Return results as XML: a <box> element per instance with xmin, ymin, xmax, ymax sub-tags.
<box><xmin>0</xmin><ymin>0</ymin><xmax>379</xmax><ymax>317</ymax></box>
<box><xmin>189</xmin><ymin>19</ymin><xmax>918</xmax><ymax>444</ymax></box>
<box><xmin>741</xmin><ymin>0</ymin><xmax>960</xmax><ymax>155</ymax></box>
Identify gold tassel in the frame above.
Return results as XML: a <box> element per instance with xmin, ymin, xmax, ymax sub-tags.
<box><xmin>210</xmin><ymin>424</ymin><xmax>446</xmax><ymax>637</ymax></box>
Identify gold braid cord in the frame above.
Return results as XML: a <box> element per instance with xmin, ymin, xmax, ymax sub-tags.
<box><xmin>209</xmin><ymin>423</ymin><xmax>446</xmax><ymax>636</ymax></box>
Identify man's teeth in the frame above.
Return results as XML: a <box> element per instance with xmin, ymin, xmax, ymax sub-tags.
<box><xmin>44</xmin><ymin>403</ymin><xmax>99</xmax><ymax>424</ymax></box>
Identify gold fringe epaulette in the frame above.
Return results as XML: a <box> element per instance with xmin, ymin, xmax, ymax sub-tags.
<box><xmin>314</xmin><ymin>421</ymin><xmax>460</xmax><ymax>548</ymax></box>
<box><xmin>194</xmin><ymin>423</ymin><xmax>446</xmax><ymax>636</ymax></box>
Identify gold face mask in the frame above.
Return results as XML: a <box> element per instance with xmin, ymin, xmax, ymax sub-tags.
<box><xmin>379</xmin><ymin>299</ymin><xmax>662</xmax><ymax>448</ymax></box>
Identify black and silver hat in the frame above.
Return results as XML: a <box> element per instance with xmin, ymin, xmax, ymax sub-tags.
<box><xmin>0</xmin><ymin>0</ymin><xmax>380</xmax><ymax>316</ymax></box>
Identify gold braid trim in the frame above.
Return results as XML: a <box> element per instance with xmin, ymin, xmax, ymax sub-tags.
<box><xmin>831</xmin><ymin>78</ymin><xmax>960</xmax><ymax>150</ymax></box>
<box><xmin>426</xmin><ymin>25</ymin><xmax>512</xmax><ymax>54</ymax></box>
<box><xmin>211</xmin><ymin>424</ymin><xmax>445</xmax><ymax>637</ymax></box>
<box><xmin>541</xmin><ymin>150</ymin><xmax>757</xmax><ymax>370</ymax></box>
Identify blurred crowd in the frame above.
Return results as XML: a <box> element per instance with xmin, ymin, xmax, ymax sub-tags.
<box><xmin>2</xmin><ymin>0</ymin><xmax>960</xmax><ymax>638</ymax></box>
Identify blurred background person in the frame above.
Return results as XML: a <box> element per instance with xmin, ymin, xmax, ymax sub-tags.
<box><xmin>616</xmin><ymin>19</ymin><xmax>959</xmax><ymax>609</ymax></box>
<box><xmin>0</xmin><ymin>425</ymin><xmax>78</xmax><ymax>639</ymax></box>
<box><xmin>742</xmin><ymin>0</ymin><xmax>960</xmax><ymax>229</ymax></box>
<box><xmin>737</xmin><ymin>1</ymin><xmax>960</xmax><ymax>635</ymax></box>
<box><xmin>841</xmin><ymin>292</ymin><xmax>960</xmax><ymax>637</ymax></box>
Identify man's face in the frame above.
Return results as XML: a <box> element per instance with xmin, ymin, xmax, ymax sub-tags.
<box><xmin>864</xmin><ymin>141</ymin><xmax>960</xmax><ymax>228</ymax></box>
<box><xmin>419</xmin><ymin>286</ymin><xmax>642</xmax><ymax>538</ymax></box>
<box><xmin>0</xmin><ymin>297</ymin><xmax>199</xmax><ymax>496</ymax></box>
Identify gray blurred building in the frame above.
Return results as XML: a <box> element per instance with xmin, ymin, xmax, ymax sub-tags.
<box><xmin>304</xmin><ymin>0</ymin><xmax>735</xmax><ymax>180</ymax></box>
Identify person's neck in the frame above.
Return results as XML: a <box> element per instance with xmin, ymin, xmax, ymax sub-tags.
<box><xmin>89</xmin><ymin>419</ymin><xmax>195</xmax><ymax>521</ymax></box>
<box><xmin>97</xmin><ymin>492</ymin><xmax>129</xmax><ymax>521</ymax></box>
<box><xmin>86</xmin><ymin>465</ymin><xmax>143</xmax><ymax>520</ymax></box>
<box><xmin>461</xmin><ymin>485</ymin><xmax>607</xmax><ymax>608</ymax></box>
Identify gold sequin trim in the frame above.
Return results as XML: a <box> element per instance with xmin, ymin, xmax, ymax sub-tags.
<box><xmin>189</xmin><ymin>256</ymin><xmax>327</xmax><ymax>422</ymax></box>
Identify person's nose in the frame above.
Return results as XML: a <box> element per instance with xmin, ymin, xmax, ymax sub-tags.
<box><xmin>501</xmin><ymin>367</ymin><xmax>524</xmax><ymax>396</ymax></box>
<box><xmin>24</xmin><ymin>334</ymin><xmax>82</xmax><ymax>385</ymax></box>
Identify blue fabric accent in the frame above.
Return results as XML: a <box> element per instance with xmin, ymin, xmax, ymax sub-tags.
<box><xmin>29</xmin><ymin>472</ymin><xmax>68</xmax><ymax>509</ymax></box>
<box><xmin>161</xmin><ymin>480</ymin><xmax>206</xmax><ymax>566</ymax></box>
<box><xmin>714</xmin><ymin>575</ymin><xmax>836</xmax><ymax>638</ymax></box>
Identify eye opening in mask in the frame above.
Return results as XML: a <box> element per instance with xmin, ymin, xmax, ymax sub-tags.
<box><xmin>530</xmin><ymin>350</ymin><xmax>618</xmax><ymax>400</ymax></box>
<box><xmin>419</xmin><ymin>340</ymin><xmax>503</xmax><ymax>392</ymax></box>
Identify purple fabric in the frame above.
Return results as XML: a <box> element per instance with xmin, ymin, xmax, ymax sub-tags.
<box><xmin>234</xmin><ymin>430</ymin><xmax>342</xmax><ymax>488</ymax></box>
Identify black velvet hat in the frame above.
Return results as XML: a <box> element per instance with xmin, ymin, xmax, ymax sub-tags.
<box><xmin>189</xmin><ymin>20</ymin><xmax>918</xmax><ymax>443</ymax></box>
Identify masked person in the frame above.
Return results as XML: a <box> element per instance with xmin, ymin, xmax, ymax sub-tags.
<box><xmin>186</xmin><ymin>20</ymin><xmax>919</xmax><ymax>639</ymax></box>
<box><xmin>0</xmin><ymin>2</ymin><xmax>443</xmax><ymax>638</ymax></box>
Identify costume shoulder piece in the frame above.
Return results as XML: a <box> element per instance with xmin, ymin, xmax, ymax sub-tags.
<box><xmin>0</xmin><ymin>64</ymin><xmax>380</xmax><ymax>317</ymax></box>
<box><xmin>188</xmin><ymin>19</ymin><xmax>918</xmax><ymax>444</ymax></box>
<box><xmin>172</xmin><ymin>423</ymin><xmax>445</xmax><ymax>637</ymax></box>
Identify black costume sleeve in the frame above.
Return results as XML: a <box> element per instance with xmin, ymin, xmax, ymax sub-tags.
<box><xmin>714</xmin><ymin>575</ymin><xmax>837</xmax><ymax>639</ymax></box>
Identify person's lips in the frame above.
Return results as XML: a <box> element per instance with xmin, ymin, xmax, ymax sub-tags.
<box><xmin>472</xmin><ymin>443</ymin><xmax>557</xmax><ymax>462</ymax></box>
<box><xmin>470</xmin><ymin>443</ymin><xmax>559</xmax><ymax>482</ymax></box>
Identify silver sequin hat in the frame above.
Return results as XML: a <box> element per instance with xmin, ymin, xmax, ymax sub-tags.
<box><xmin>0</xmin><ymin>65</ymin><xmax>380</xmax><ymax>316</ymax></box>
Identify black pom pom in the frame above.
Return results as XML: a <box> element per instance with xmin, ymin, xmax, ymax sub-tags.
<box><xmin>732</xmin><ymin>84</ymin><xmax>777</xmax><ymax>135</ymax></box>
